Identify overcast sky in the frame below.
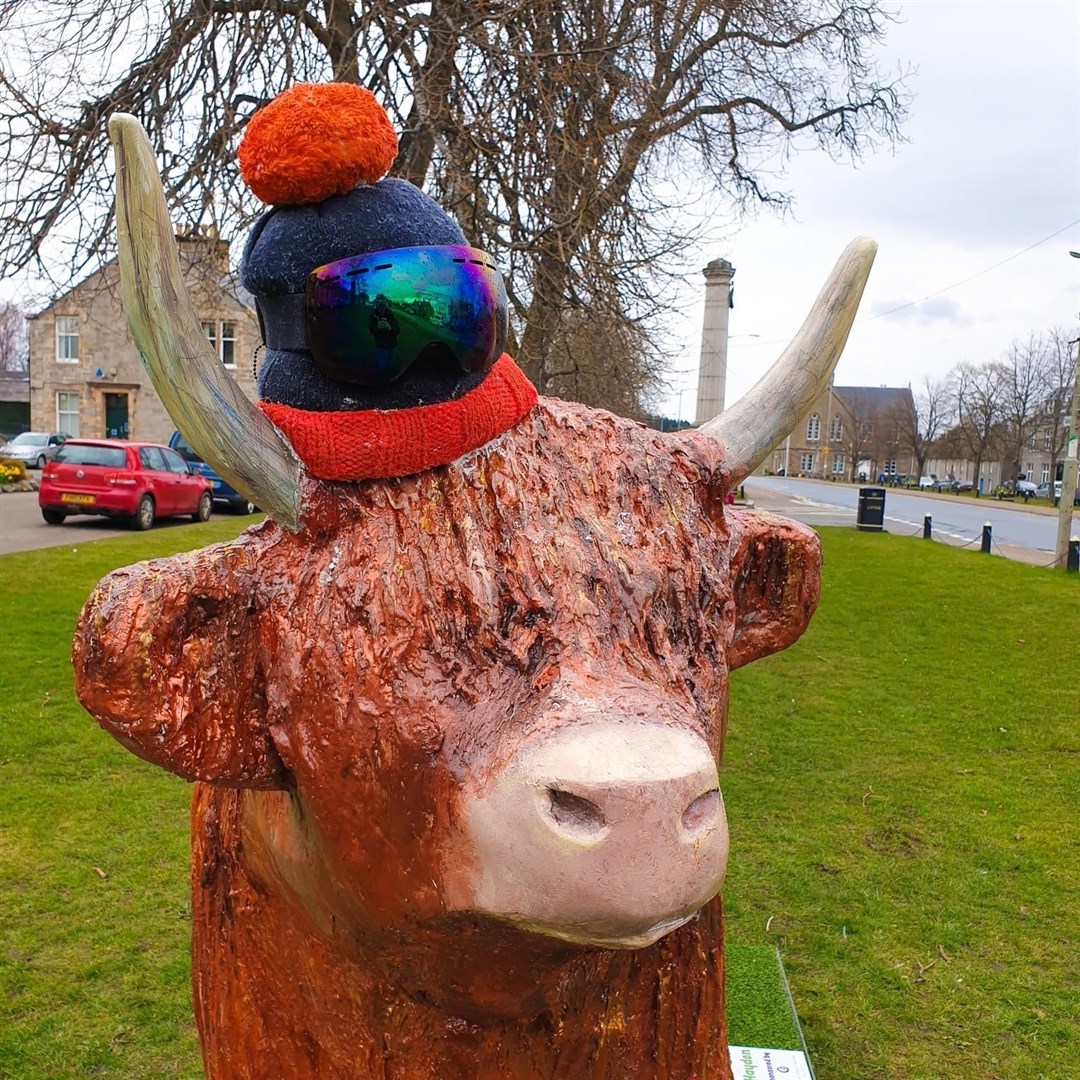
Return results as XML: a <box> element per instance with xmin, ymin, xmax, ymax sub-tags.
<box><xmin>661</xmin><ymin>0</ymin><xmax>1080</xmax><ymax>420</ymax></box>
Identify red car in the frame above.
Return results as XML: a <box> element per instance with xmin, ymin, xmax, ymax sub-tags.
<box><xmin>38</xmin><ymin>439</ymin><xmax>214</xmax><ymax>530</ymax></box>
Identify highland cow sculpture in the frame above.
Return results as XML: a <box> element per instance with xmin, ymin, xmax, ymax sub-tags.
<box><xmin>74</xmin><ymin>87</ymin><xmax>875</xmax><ymax>1079</ymax></box>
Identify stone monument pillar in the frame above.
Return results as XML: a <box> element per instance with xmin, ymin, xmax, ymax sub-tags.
<box><xmin>694</xmin><ymin>258</ymin><xmax>735</xmax><ymax>424</ymax></box>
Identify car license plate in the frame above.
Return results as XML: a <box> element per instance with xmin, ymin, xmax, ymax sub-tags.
<box><xmin>61</xmin><ymin>493</ymin><xmax>95</xmax><ymax>504</ymax></box>
<box><xmin>211</xmin><ymin>480</ymin><xmax>221</xmax><ymax>488</ymax></box>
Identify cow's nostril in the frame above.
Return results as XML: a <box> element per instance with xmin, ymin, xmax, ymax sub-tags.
<box><xmin>546</xmin><ymin>788</ymin><xmax>606</xmax><ymax>836</ymax></box>
<box><xmin>681</xmin><ymin>789</ymin><xmax>720</xmax><ymax>836</ymax></box>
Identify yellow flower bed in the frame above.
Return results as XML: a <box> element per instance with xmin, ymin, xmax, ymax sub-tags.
<box><xmin>0</xmin><ymin>458</ymin><xmax>29</xmax><ymax>484</ymax></box>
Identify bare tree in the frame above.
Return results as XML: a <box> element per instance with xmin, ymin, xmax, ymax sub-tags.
<box><xmin>1039</xmin><ymin>328</ymin><xmax>1078</xmax><ymax>484</ymax></box>
<box><xmin>843</xmin><ymin>417</ymin><xmax>877</xmax><ymax>481</ymax></box>
<box><xmin>897</xmin><ymin>375</ymin><xmax>951</xmax><ymax>480</ymax></box>
<box><xmin>0</xmin><ymin>301</ymin><xmax>29</xmax><ymax>372</ymax></box>
<box><xmin>951</xmin><ymin>361</ymin><xmax>1005</xmax><ymax>495</ymax></box>
<box><xmin>997</xmin><ymin>333</ymin><xmax>1054</xmax><ymax>487</ymax></box>
<box><xmin>1</xmin><ymin>0</ymin><xmax>906</xmax><ymax>414</ymax></box>
<box><xmin>541</xmin><ymin>299</ymin><xmax>666</xmax><ymax>421</ymax></box>
<box><xmin>832</xmin><ymin>387</ymin><xmax>911</xmax><ymax>481</ymax></box>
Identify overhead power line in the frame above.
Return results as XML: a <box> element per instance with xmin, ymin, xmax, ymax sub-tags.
<box><xmin>865</xmin><ymin>217</ymin><xmax>1080</xmax><ymax>323</ymax></box>
<box><xmin>722</xmin><ymin>216</ymin><xmax>1080</xmax><ymax>351</ymax></box>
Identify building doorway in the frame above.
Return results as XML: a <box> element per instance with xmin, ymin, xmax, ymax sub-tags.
<box><xmin>104</xmin><ymin>393</ymin><xmax>130</xmax><ymax>439</ymax></box>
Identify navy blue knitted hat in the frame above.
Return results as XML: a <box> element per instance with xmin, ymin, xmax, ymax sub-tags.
<box><xmin>242</xmin><ymin>180</ymin><xmax>473</xmax><ymax>411</ymax></box>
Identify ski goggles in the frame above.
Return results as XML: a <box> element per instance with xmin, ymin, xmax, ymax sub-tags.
<box><xmin>255</xmin><ymin>245</ymin><xmax>509</xmax><ymax>387</ymax></box>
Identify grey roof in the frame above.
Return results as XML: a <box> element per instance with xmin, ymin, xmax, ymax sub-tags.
<box><xmin>30</xmin><ymin>239</ymin><xmax>255</xmax><ymax>316</ymax></box>
<box><xmin>0</xmin><ymin>373</ymin><xmax>30</xmax><ymax>403</ymax></box>
<box><xmin>834</xmin><ymin>385</ymin><xmax>913</xmax><ymax>414</ymax></box>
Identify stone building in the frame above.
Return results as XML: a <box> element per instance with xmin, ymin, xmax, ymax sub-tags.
<box><xmin>760</xmin><ymin>383</ymin><xmax>915</xmax><ymax>481</ymax></box>
<box><xmin>28</xmin><ymin>229</ymin><xmax>259</xmax><ymax>444</ymax></box>
<box><xmin>924</xmin><ymin>418</ymin><xmax>1067</xmax><ymax>494</ymax></box>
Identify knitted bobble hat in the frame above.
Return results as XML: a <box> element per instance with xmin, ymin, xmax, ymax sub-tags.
<box><xmin>238</xmin><ymin>82</ymin><xmax>398</xmax><ymax>205</ymax></box>
<box><xmin>235</xmin><ymin>84</ymin><xmax>536</xmax><ymax>481</ymax></box>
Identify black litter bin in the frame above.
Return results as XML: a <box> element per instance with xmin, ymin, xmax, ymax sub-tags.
<box><xmin>856</xmin><ymin>486</ymin><xmax>886</xmax><ymax>531</ymax></box>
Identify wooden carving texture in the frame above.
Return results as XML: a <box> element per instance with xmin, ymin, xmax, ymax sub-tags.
<box><xmin>74</xmin><ymin>399</ymin><xmax>822</xmax><ymax>1079</ymax></box>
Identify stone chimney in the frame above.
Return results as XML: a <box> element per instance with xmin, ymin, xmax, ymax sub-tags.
<box><xmin>694</xmin><ymin>257</ymin><xmax>734</xmax><ymax>424</ymax></box>
<box><xmin>174</xmin><ymin>223</ymin><xmax>231</xmax><ymax>275</ymax></box>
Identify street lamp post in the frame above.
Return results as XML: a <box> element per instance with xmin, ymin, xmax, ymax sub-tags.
<box><xmin>1056</xmin><ymin>253</ymin><xmax>1080</xmax><ymax>569</ymax></box>
<box><xmin>1055</xmin><ymin>337</ymin><xmax>1079</xmax><ymax>567</ymax></box>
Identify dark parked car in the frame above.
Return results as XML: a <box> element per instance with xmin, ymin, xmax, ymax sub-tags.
<box><xmin>169</xmin><ymin>430</ymin><xmax>256</xmax><ymax>514</ymax></box>
<box><xmin>38</xmin><ymin>439</ymin><xmax>213</xmax><ymax>529</ymax></box>
<box><xmin>933</xmin><ymin>476</ymin><xmax>959</xmax><ymax>493</ymax></box>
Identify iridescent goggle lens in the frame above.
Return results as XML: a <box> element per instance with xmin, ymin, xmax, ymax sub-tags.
<box><xmin>305</xmin><ymin>245</ymin><xmax>509</xmax><ymax>386</ymax></box>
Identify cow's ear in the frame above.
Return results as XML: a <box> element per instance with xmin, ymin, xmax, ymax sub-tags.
<box><xmin>726</xmin><ymin>510</ymin><xmax>822</xmax><ymax>671</ymax></box>
<box><xmin>73</xmin><ymin>546</ymin><xmax>287</xmax><ymax>789</ymax></box>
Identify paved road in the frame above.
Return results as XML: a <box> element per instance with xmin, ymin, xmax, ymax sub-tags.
<box><xmin>3</xmin><ymin>477</ymin><xmax>1075</xmax><ymax>563</ymax></box>
<box><xmin>744</xmin><ymin>477</ymin><xmax>1074</xmax><ymax>567</ymax></box>
<box><xmin>0</xmin><ymin>489</ymin><xmax>204</xmax><ymax>555</ymax></box>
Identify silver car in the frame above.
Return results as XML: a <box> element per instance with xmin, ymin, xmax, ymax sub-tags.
<box><xmin>0</xmin><ymin>432</ymin><xmax>69</xmax><ymax>469</ymax></box>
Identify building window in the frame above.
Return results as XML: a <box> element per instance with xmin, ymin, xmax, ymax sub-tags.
<box><xmin>1025</xmin><ymin>462</ymin><xmax>1034</xmax><ymax>479</ymax></box>
<box><xmin>56</xmin><ymin>391</ymin><xmax>80</xmax><ymax>436</ymax></box>
<box><xmin>56</xmin><ymin>316</ymin><xmax>79</xmax><ymax>363</ymax></box>
<box><xmin>220</xmin><ymin>321</ymin><xmax>237</xmax><ymax>367</ymax></box>
<box><xmin>1041</xmin><ymin>463</ymin><xmax>1050</xmax><ymax>483</ymax></box>
<box><xmin>1043</xmin><ymin>432</ymin><xmax>1052</xmax><ymax>450</ymax></box>
<box><xmin>800</xmin><ymin>452</ymin><xmax>815</xmax><ymax>473</ymax></box>
<box><xmin>828</xmin><ymin>415</ymin><xmax>843</xmax><ymax>440</ymax></box>
<box><xmin>203</xmin><ymin>320</ymin><xmax>238</xmax><ymax>367</ymax></box>
<box><xmin>832</xmin><ymin>454</ymin><xmax>845</xmax><ymax>474</ymax></box>
<box><xmin>884</xmin><ymin>459</ymin><xmax>897</xmax><ymax>475</ymax></box>
<box><xmin>806</xmin><ymin>413</ymin><xmax>820</xmax><ymax>441</ymax></box>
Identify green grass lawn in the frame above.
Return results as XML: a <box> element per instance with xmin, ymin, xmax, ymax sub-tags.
<box><xmin>1</xmin><ymin>522</ymin><xmax>1077</xmax><ymax>1078</ymax></box>
<box><xmin>722</xmin><ymin>531</ymin><xmax>1079</xmax><ymax>1080</ymax></box>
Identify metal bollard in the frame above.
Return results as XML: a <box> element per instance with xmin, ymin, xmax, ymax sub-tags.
<box><xmin>1068</xmin><ymin>536</ymin><xmax>1079</xmax><ymax>574</ymax></box>
<box><xmin>923</xmin><ymin>514</ymin><xmax>932</xmax><ymax>540</ymax></box>
<box><xmin>981</xmin><ymin>522</ymin><xmax>992</xmax><ymax>554</ymax></box>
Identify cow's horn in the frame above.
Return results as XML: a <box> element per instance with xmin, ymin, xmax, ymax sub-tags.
<box><xmin>108</xmin><ymin>113</ymin><xmax>303</xmax><ymax>532</ymax></box>
<box><xmin>698</xmin><ymin>237</ymin><xmax>877</xmax><ymax>485</ymax></box>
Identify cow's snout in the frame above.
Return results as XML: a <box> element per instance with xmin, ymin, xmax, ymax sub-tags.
<box><xmin>537</xmin><ymin>746</ymin><xmax>722</xmax><ymax>846</ymax></box>
<box><xmin>447</xmin><ymin>723</ymin><xmax>729</xmax><ymax>948</ymax></box>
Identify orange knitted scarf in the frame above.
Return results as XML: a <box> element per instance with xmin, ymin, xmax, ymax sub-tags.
<box><xmin>259</xmin><ymin>354</ymin><xmax>537</xmax><ymax>481</ymax></box>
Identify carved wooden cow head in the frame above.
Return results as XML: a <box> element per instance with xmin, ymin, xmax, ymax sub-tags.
<box><xmin>76</xmin><ymin>411</ymin><xmax>822</xmax><ymax>967</ymax></box>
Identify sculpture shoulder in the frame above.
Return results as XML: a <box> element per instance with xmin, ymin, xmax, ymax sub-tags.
<box><xmin>499</xmin><ymin>397</ymin><xmax>729</xmax><ymax>491</ymax></box>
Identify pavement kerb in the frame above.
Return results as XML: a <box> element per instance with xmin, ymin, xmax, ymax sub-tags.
<box><xmin>760</xmin><ymin>479</ymin><xmax>1069</xmax><ymax>517</ymax></box>
<box><xmin>743</xmin><ymin>480</ymin><xmax>1075</xmax><ymax>569</ymax></box>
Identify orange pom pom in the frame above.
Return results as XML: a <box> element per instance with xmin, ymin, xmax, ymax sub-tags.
<box><xmin>238</xmin><ymin>83</ymin><xmax>398</xmax><ymax>206</ymax></box>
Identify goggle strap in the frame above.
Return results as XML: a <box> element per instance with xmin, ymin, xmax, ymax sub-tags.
<box><xmin>256</xmin><ymin>292</ymin><xmax>309</xmax><ymax>352</ymax></box>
